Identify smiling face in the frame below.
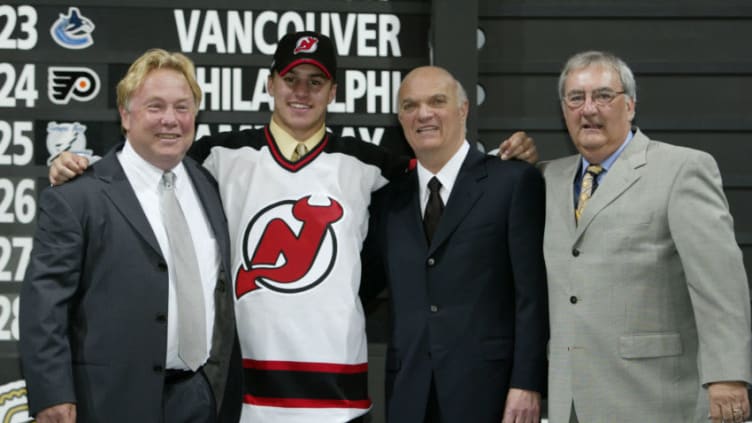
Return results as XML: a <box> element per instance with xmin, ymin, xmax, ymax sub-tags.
<box><xmin>268</xmin><ymin>63</ymin><xmax>336</xmax><ymax>140</ymax></box>
<box><xmin>119</xmin><ymin>68</ymin><xmax>197</xmax><ymax>170</ymax></box>
<box><xmin>561</xmin><ymin>63</ymin><xmax>635</xmax><ymax>164</ymax></box>
<box><xmin>397</xmin><ymin>66</ymin><xmax>468</xmax><ymax>173</ymax></box>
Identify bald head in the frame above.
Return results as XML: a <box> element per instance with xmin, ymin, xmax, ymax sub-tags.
<box><xmin>399</xmin><ymin>66</ymin><xmax>468</xmax><ymax>108</ymax></box>
<box><xmin>397</xmin><ymin>66</ymin><xmax>469</xmax><ymax>173</ymax></box>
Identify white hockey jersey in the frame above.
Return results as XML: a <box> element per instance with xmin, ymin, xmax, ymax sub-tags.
<box><xmin>190</xmin><ymin>127</ymin><xmax>406</xmax><ymax>422</ymax></box>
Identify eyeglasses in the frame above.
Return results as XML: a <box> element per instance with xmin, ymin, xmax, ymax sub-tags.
<box><xmin>562</xmin><ymin>89</ymin><xmax>626</xmax><ymax>108</ymax></box>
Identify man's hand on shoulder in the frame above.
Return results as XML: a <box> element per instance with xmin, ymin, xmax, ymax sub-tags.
<box><xmin>36</xmin><ymin>402</ymin><xmax>76</xmax><ymax>423</ymax></box>
<box><xmin>498</xmin><ymin>131</ymin><xmax>538</xmax><ymax>164</ymax></box>
<box><xmin>708</xmin><ymin>381</ymin><xmax>749</xmax><ymax>423</ymax></box>
<box><xmin>501</xmin><ymin>388</ymin><xmax>541</xmax><ymax>423</ymax></box>
<box><xmin>49</xmin><ymin>151</ymin><xmax>90</xmax><ymax>185</ymax></box>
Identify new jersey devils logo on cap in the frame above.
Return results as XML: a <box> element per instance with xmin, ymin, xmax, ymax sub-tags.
<box><xmin>294</xmin><ymin>36</ymin><xmax>319</xmax><ymax>54</ymax></box>
<box><xmin>236</xmin><ymin>196</ymin><xmax>343</xmax><ymax>297</ymax></box>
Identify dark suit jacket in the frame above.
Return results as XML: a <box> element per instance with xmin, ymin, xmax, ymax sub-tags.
<box><xmin>19</xmin><ymin>144</ymin><xmax>238</xmax><ymax>422</ymax></box>
<box><xmin>364</xmin><ymin>146</ymin><xmax>549</xmax><ymax>422</ymax></box>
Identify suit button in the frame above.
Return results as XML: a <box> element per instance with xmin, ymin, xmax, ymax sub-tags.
<box><xmin>153</xmin><ymin>364</ymin><xmax>163</xmax><ymax>373</ymax></box>
<box><xmin>155</xmin><ymin>313</ymin><xmax>167</xmax><ymax>323</ymax></box>
<box><xmin>430</xmin><ymin>305</ymin><xmax>439</xmax><ymax>313</ymax></box>
<box><xmin>570</xmin><ymin>296</ymin><xmax>578</xmax><ymax>304</ymax></box>
<box><xmin>427</xmin><ymin>258</ymin><xmax>436</xmax><ymax>266</ymax></box>
<box><xmin>572</xmin><ymin>248</ymin><xmax>580</xmax><ymax>257</ymax></box>
<box><xmin>157</xmin><ymin>261</ymin><xmax>168</xmax><ymax>271</ymax></box>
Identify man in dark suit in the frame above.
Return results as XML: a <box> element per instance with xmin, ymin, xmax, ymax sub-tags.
<box><xmin>364</xmin><ymin>66</ymin><xmax>548</xmax><ymax>423</ymax></box>
<box><xmin>19</xmin><ymin>49</ymin><xmax>238</xmax><ymax>423</ymax></box>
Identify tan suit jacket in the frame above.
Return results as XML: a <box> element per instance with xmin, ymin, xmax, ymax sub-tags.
<box><xmin>543</xmin><ymin>128</ymin><xmax>752</xmax><ymax>422</ymax></box>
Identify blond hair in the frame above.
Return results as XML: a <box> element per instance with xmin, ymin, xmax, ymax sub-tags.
<box><xmin>116</xmin><ymin>48</ymin><xmax>201</xmax><ymax>112</ymax></box>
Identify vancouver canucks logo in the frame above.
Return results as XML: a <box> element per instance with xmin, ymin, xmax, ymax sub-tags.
<box><xmin>236</xmin><ymin>196</ymin><xmax>343</xmax><ymax>297</ymax></box>
<box><xmin>50</xmin><ymin>7</ymin><xmax>95</xmax><ymax>49</ymax></box>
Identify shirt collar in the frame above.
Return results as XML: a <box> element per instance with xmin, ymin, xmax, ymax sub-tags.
<box><xmin>417</xmin><ymin>140</ymin><xmax>470</xmax><ymax>204</ymax></box>
<box><xmin>119</xmin><ymin>140</ymin><xmax>187</xmax><ymax>190</ymax></box>
<box><xmin>580</xmin><ymin>130</ymin><xmax>634</xmax><ymax>177</ymax></box>
<box><xmin>269</xmin><ymin>119</ymin><xmax>326</xmax><ymax>160</ymax></box>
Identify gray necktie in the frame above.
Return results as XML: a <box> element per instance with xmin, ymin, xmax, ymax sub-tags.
<box><xmin>160</xmin><ymin>171</ymin><xmax>207</xmax><ymax>371</ymax></box>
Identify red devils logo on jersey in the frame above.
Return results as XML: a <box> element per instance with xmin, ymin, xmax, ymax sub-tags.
<box><xmin>236</xmin><ymin>196</ymin><xmax>343</xmax><ymax>297</ymax></box>
<box><xmin>294</xmin><ymin>36</ymin><xmax>318</xmax><ymax>54</ymax></box>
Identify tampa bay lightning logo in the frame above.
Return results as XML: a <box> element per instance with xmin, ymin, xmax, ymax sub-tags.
<box><xmin>50</xmin><ymin>7</ymin><xmax>95</xmax><ymax>49</ymax></box>
<box><xmin>45</xmin><ymin>122</ymin><xmax>91</xmax><ymax>164</ymax></box>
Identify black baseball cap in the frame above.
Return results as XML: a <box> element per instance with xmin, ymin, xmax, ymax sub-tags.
<box><xmin>271</xmin><ymin>31</ymin><xmax>337</xmax><ymax>80</ymax></box>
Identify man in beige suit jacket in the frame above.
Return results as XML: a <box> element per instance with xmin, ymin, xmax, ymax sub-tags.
<box><xmin>543</xmin><ymin>51</ymin><xmax>752</xmax><ymax>423</ymax></box>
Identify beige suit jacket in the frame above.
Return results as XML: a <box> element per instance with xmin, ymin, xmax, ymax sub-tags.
<box><xmin>543</xmin><ymin>128</ymin><xmax>752</xmax><ymax>422</ymax></box>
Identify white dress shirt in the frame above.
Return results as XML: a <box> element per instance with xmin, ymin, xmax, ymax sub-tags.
<box><xmin>417</xmin><ymin>141</ymin><xmax>470</xmax><ymax>216</ymax></box>
<box><xmin>118</xmin><ymin>141</ymin><xmax>219</xmax><ymax>370</ymax></box>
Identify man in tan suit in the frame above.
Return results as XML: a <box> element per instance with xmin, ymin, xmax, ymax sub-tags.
<box><xmin>543</xmin><ymin>51</ymin><xmax>752</xmax><ymax>423</ymax></box>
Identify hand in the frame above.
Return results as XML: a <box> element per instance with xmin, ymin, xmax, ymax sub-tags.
<box><xmin>36</xmin><ymin>403</ymin><xmax>76</xmax><ymax>423</ymax></box>
<box><xmin>498</xmin><ymin>131</ymin><xmax>538</xmax><ymax>163</ymax></box>
<box><xmin>501</xmin><ymin>388</ymin><xmax>541</xmax><ymax>423</ymax></box>
<box><xmin>708</xmin><ymin>381</ymin><xmax>749</xmax><ymax>423</ymax></box>
<box><xmin>49</xmin><ymin>151</ymin><xmax>89</xmax><ymax>185</ymax></box>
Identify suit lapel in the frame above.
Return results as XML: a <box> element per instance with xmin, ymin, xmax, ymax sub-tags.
<box><xmin>428</xmin><ymin>148</ymin><xmax>485</xmax><ymax>256</ymax></box>
<box><xmin>574</xmin><ymin>129</ymin><xmax>649</xmax><ymax>240</ymax></box>
<box><xmin>552</xmin><ymin>157</ymin><xmax>581</xmax><ymax>238</ymax></box>
<box><xmin>95</xmin><ymin>145</ymin><xmax>163</xmax><ymax>257</ymax></box>
<box><xmin>391</xmin><ymin>170</ymin><xmax>427</xmax><ymax>251</ymax></box>
<box><xmin>184</xmin><ymin>158</ymin><xmax>230</xmax><ymax>273</ymax></box>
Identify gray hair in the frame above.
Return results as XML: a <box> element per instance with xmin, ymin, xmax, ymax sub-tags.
<box><xmin>558</xmin><ymin>51</ymin><xmax>637</xmax><ymax>102</ymax></box>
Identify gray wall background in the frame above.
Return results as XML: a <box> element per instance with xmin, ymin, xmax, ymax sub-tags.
<box><xmin>471</xmin><ymin>0</ymin><xmax>752</xmax><ymax>276</ymax></box>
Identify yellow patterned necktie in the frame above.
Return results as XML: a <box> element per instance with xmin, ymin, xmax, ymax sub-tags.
<box><xmin>575</xmin><ymin>164</ymin><xmax>604</xmax><ymax>223</ymax></box>
<box><xmin>290</xmin><ymin>143</ymin><xmax>308</xmax><ymax>162</ymax></box>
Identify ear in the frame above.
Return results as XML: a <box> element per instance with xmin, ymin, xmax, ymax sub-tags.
<box><xmin>119</xmin><ymin>106</ymin><xmax>130</xmax><ymax>132</ymax></box>
<box><xmin>267</xmin><ymin>74</ymin><xmax>274</xmax><ymax>94</ymax></box>
<box><xmin>397</xmin><ymin>108</ymin><xmax>406</xmax><ymax>126</ymax></box>
<box><xmin>459</xmin><ymin>99</ymin><xmax>469</xmax><ymax>120</ymax></box>
<box><xmin>626</xmin><ymin>97</ymin><xmax>636</xmax><ymax>122</ymax></box>
<box><xmin>327</xmin><ymin>82</ymin><xmax>337</xmax><ymax>104</ymax></box>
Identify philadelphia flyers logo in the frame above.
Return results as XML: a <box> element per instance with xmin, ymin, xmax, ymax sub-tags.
<box><xmin>236</xmin><ymin>196</ymin><xmax>343</xmax><ymax>297</ymax></box>
<box><xmin>294</xmin><ymin>36</ymin><xmax>318</xmax><ymax>54</ymax></box>
<box><xmin>48</xmin><ymin>66</ymin><xmax>100</xmax><ymax>105</ymax></box>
